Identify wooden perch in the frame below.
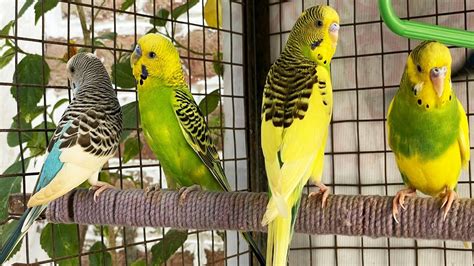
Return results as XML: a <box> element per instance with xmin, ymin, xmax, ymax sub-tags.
<box><xmin>37</xmin><ymin>189</ymin><xmax>473</xmax><ymax>242</ymax></box>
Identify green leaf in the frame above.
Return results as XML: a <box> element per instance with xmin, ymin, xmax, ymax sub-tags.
<box><xmin>25</xmin><ymin>105</ymin><xmax>47</xmax><ymax>124</ymax></box>
<box><xmin>198</xmin><ymin>89</ymin><xmax>220</xmax><ymax>116</ymax></box>
<box><xmin>0</xmin><ymin>47</ymin><xmax>15</xmax><ymax>70</ymax></box>
<box><xmin>7</xmin><ymin>114</ymin><xmax>32</xmax><ymax>147</ymax></box>
<box><xmin>93</xmin><ymin>39</ymin><xmax>105</xmax><ymax>47</ymax></box>
<box><xmin>149</xmin><ymin>9</ymin><xmax>170</xmax><ymax>27</ymax></box>
<box><xmin>19</xmin><ymin>0</ymin><xmax>34</xmax><ymax>18</ymax></box>
<box><xmin>111</xmin><ymin>54</ymin><xmax>135</xmax><ymax>89</ymax></box>
<box><xmin>120</xmin><ymin>0</ymin><xmax>134</xmax><ymax>11</ymax></box>
<box><xmin>10</xmin><ymin>54</ymin><xmax>50</xmax><ymax>116</ymax></box>
<box><xmin>123</xmin><ymin>136</ymin><xmax>140</xmax><ymax>163</ymax></box>
<box><xmin>130</xmin><ymin>259</ymin><xmax>146</xmax><ymax>266</ymax></box>
<box><xmin>51</xmin><ymin>98</ymin><xmax>69</xmax><ymax>115</ymax></box>
<box><xmin>0</xmin><ymin>220</ymin><xmax>22</xmax><ymax>259</ymax></box>
<box><xmin>212</xmin><ymin>52</ymin><xmax>224</xmax><ymax>77</ymax></box>
<box><xmin>151</xmin><ymin>229</ymin><xmax>188</xmax><ymax>265</ymax></box>
<box><xmin>40</xmin><ymin>223</ymin><xmax>79</xmax><ymax>266</ymax></box>
<box><xmin>121</xmin><ymin>101</ymin><xmax>138</xmax><ymax>141</ymax></box>
<box><xmin>34</xmin><ymin>0</ymin><xmax>60</xmax><ymax>24</ymax></box>
<box><xmin>26</xmin><ymin>122</ymin><xmax>56</xmax><ymax>157</ymax></box>
<box><xmin>96</xmin><ymin>32</ymin><xmax>116</xmax><ymax>40</ymax></box>
<box><xmin>98</xmin><ymin>171</ymin><xmax>111</xmax><ymax>184</ymax></box>
<box><xmin>0</xmin><ymin>21</ymin><xmax>14</xmax><ymax>35</ymax></box>
<box><xmin>171</xmin><ymin>0</ymin><xmax>199</xmax><ymax>19</ymax></box>
<box><xmin>89</xmin><ymin>242</ymin><xmax>112</xmax><ymax>266</ymax></box>
<box><xmin>0</xmin><ymin>157</ymin><xmax>31</xmax><ymax>221</ymax></box>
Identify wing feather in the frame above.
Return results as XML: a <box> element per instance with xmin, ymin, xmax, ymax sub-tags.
<box><xmin>457</xmin><ymin>100</ymin><xmax>470</xmax><ymax>168</ymax></box>
<box><xmin>28</xmin><ymin>106</ymin><xmax>115</xmax><ymax>207</ymax></box>
<box><xmin>262</xmin><ymin>61</ymin><xmax>332</xmax><ymax>222</ymax></box>
<box><xmin>172</xmin><ymin>88</ymin><xmax>231</xmax><ymax>191</ymax></box>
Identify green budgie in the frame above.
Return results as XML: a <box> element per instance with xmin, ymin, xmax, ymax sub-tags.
<box><xmin>130</xmin><ymin>33</ymin><xmax>265</xmax><ymax>265</ymax></box>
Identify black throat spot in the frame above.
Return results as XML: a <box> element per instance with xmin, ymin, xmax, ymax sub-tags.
<box><xmin>141</xmin><ymin>64</ymin><xmax>149</xmax><ymax>80</ymax></box>
<box><xmin>311</xmin><ymin>39</ymin><xmax>323</xmax><ymax>50</ymax></box>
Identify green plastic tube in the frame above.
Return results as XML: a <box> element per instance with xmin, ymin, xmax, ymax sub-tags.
<box><xmin>379</xmin><ymin>0</ymin><xmax>474</xmax><ymax>49</ymax></box>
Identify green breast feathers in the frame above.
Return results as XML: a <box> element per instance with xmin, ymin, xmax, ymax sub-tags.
<box><xmin>388</xmin><ymin>93</ymin><xmax>460</xmax><ymax>160</ymax></box>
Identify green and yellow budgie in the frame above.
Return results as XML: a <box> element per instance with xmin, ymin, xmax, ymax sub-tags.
<box><xmin>388</xmin><ymin>41</ymin><xmax>470</xmax><ymax>222</ymax></box>
<box><xmin>130</xmin><ymin>33</ymin><xmax>265</xmax><ymax>265</ymax></box>
<box><xmin>260</xmin><ymin>6</ymin><xmax>340</xmax><ymax>265</ymax></box>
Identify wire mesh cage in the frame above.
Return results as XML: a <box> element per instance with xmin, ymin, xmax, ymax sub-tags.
<box><xmin>0</xmin><ymin>0</ymin><xmax>472</xmax><ymax>265</ymax></box>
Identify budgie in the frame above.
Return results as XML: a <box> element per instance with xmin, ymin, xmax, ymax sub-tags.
<box><xmin>0</xmin><ymin>53</ymin><xmax>123</xmax><ymax>263</ymax></box>
<box><xmin>130</xmin><ymin>33</ymin><xmax>265</xmax><ymax>265</ymax></box>
<box><xmin>387</xmin><ymin>41</ymin><xmax>470</xmax><ymax>222</ymax></box>
<box><xmin>260</xmin><ymin>6</ymin><xmax>340</xmax><ymax>265</ymax></box>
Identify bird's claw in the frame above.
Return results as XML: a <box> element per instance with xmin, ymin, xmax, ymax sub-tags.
<box><xmin>308</xmin><ymin>183</ymin><xmax>330</xmax><ymax>208</ymax></box>
<box><xmin>440</xmin><ymin>188</ymin><xmax>457</xmax><ymax>220</ymax></box>
<box><xmin>90</xmin><ymin>181</ymin><xmax>114</xmax><ymax>202</ymax></box>
<box><xmin>145</xmin><ymin>184</ymin><xmax>161</xmax><ymax>196</ymax></box>
<box><xmin>392</xmin><ymin>187</ymin><xmax>416</xmax><ymax>224</ymax></box>
<box><xmin>178</xmin><ymin>185</ymin><xmax>201</xmax><ymax>205</ymax></box>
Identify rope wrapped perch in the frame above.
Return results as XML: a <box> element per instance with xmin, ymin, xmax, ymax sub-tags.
<box><xmin>45</xmin><ymin>189</ymin><xmax>473</xmax><ymax>241</ymax></box>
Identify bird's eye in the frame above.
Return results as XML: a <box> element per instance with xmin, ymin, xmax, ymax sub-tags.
<box><xmin>148</xmin><ymin>52</ymin><xmax>156</xmax><ymax>59</ymax></box>
<box><xmin>316</xmin><ymin>20</ymin><xmax>323</xmax><ymax>27</ymax></box>
<box><xmin>417</xmin><ymin>65</ymin><xmax>422</xmax><ymax>72</ymax></box>
<box><xmin>70</xmin><ymin>67</ymin><xmax>75</xmax><ymax>73</ymax></box>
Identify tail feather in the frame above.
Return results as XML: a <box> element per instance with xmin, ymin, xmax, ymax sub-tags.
<box><xmin>265</xmin><ymin>184</ymin><xmax>305</xmax><ymax>266</ymax></box>
<box><xmin>266</xmin><ymin>225</ymin><xmax>274</xmax><ymax>265</ymax></box>
<box><xmin>267</xmin><ymin>215</ymin><xmax>292</xmax><ymax>266</ymax></box>
<box><xmin>0</xmin><ymin>206</ymin><xmax>46</xmax><ymax>263</ymax></box>
<box><xmin>241</xmin><ymin>231</ymin><xmax>266</xmax><ymax>265</ymax></box>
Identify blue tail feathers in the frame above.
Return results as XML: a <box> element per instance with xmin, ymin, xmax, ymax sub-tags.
<box><xmin>0</xmin><ymin>206</ymin><xmax>46</xmax><ymax>263</ymax></box>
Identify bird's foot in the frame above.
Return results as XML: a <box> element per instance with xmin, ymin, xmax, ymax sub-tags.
<box><xmin>440</xmin><ymin>188</ymin><xmax>458</xmax><ymax>220</ymax></box>
<box><xmin>178</xmin><ymin>185</ymin><xmax>201</xmax><ymax>205</ymax></box>
<box><xmin>145</xmin><ymin>184</ymin><xmax>161</xmax><ymax>196</ymax></box>
<box><xmin>308</xmin><ymin>182</ymin><xmax>330</xmax><ymax>208</ymax></box>
<box><xmin>392</xmin><ymin>187</ymin><xmax>416</xmax><ymax>223</ymax></box>
<box><xmin>90</xmin><ymin>181</ymin><xmax>114</xmax><ymax>202</ymax></box>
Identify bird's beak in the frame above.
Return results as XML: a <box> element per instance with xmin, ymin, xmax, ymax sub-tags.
<box><xmin>131</xmin><ymin>44</ymin><xmax>141</xmax><ymax>66</ymax></box>
<box><xmin>430</xmin><ymin>66</ymin><xmax>447</xmax><ymax>98</ymax></box>
<box><xmin>329</xmin><ymin>22</ymin><xmax>340</xmax><ymax>47</ymax></box>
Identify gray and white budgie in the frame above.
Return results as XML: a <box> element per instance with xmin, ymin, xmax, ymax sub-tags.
<box><xmin>0</xmin><ymin>53</ymin><xmax>123</xmax><ymax>263</ymax></box>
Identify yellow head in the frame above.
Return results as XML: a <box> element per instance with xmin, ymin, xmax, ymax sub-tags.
<box><xmin>130</xmin><ymin>34</ymin><xmax>185</xmax><ymax>86</ymax></box>
<box><xmin>405</xmin><ymin>41</ymin><xmax>452</xmax><ymax>108</ymax></box>
<box><xmin>286</xmin><ymin>5</ymin><xmax>340</xmax><ymax>66</ymax></box>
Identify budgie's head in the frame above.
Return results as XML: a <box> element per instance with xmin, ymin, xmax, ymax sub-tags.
<box><xmin>131</xmin><ymin>34</ymin><xmax>185</xmax><ymax>86</ymax></box>
<box><xmin>286</xmin><ymin>5</ymin><xmax>340</xmax><ymax>66</ymax></box>
<box><xmin>405</xmin><ymin>41</ymin><xmax>452</xmax><ymax>108</ymax></box>
<box><xmin>66</xmin><ymin>52</ymin><xmax>109</xmax><ymax>95</ymax></box>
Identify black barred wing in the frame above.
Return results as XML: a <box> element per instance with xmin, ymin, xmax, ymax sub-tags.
<box><xmin>262</xmin><ymin>55</ymin><xmax>325</xmax><ymax>128</ymax></box>
<box><xmin>172</xmin><ymin>88</ymin><xmax>231</xmax><ymax>191</ymax></box>
<box><xmin>48</xmin><ymin>105</ymin><xmax>122</xmax><ymax>157</ymax></box>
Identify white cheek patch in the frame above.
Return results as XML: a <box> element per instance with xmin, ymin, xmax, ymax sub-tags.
<box><xmin>413</xmin><ymin>82</ymin><xmax>423</xmax><ymax>96</ymax></box>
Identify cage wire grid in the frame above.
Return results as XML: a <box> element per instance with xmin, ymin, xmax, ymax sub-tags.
<box><xmin>0</xmin><ymin>0</ymin><xmax>473</xmax><ymax>266</ymax></box>
<box><xmin>0</xmin><ymin>0</ymin><xmax>253</xmax><ymax>265</ymax></box>
<box><xmin>265</xmin><ymin>0</ymin><xmax>473</xmax><ymax>265</ymax></box>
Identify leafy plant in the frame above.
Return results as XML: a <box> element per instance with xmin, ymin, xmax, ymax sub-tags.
<box><xmin>40</xmin><ymin>224</ymin><xmax>80</xmax><ymax>266</ymax></box>
<box><xmin>89</xmin><ymin>242</ymin><xmax>112</xmax><ymax>266</ymax></box>
<box><xmin>151</xmin><ymin>230</ymin><xmax>188</xmax><ymax>265</ymax></box>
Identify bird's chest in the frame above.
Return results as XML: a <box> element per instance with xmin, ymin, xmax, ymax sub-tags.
<box><xmin>389</xmin><ymin>99</ymin><xmax>459</xmax><ymax>160</ymax></box>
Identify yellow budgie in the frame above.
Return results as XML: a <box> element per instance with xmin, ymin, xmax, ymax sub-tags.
<box><xmin>260</xmin><ymin>5</ymin><xmax>340</xmax><ymax>265</ymax></box>
<box><xmin>388</xmin><ymin>41</ymin><xmax>470</xmax><ymax>222</ymax></box>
